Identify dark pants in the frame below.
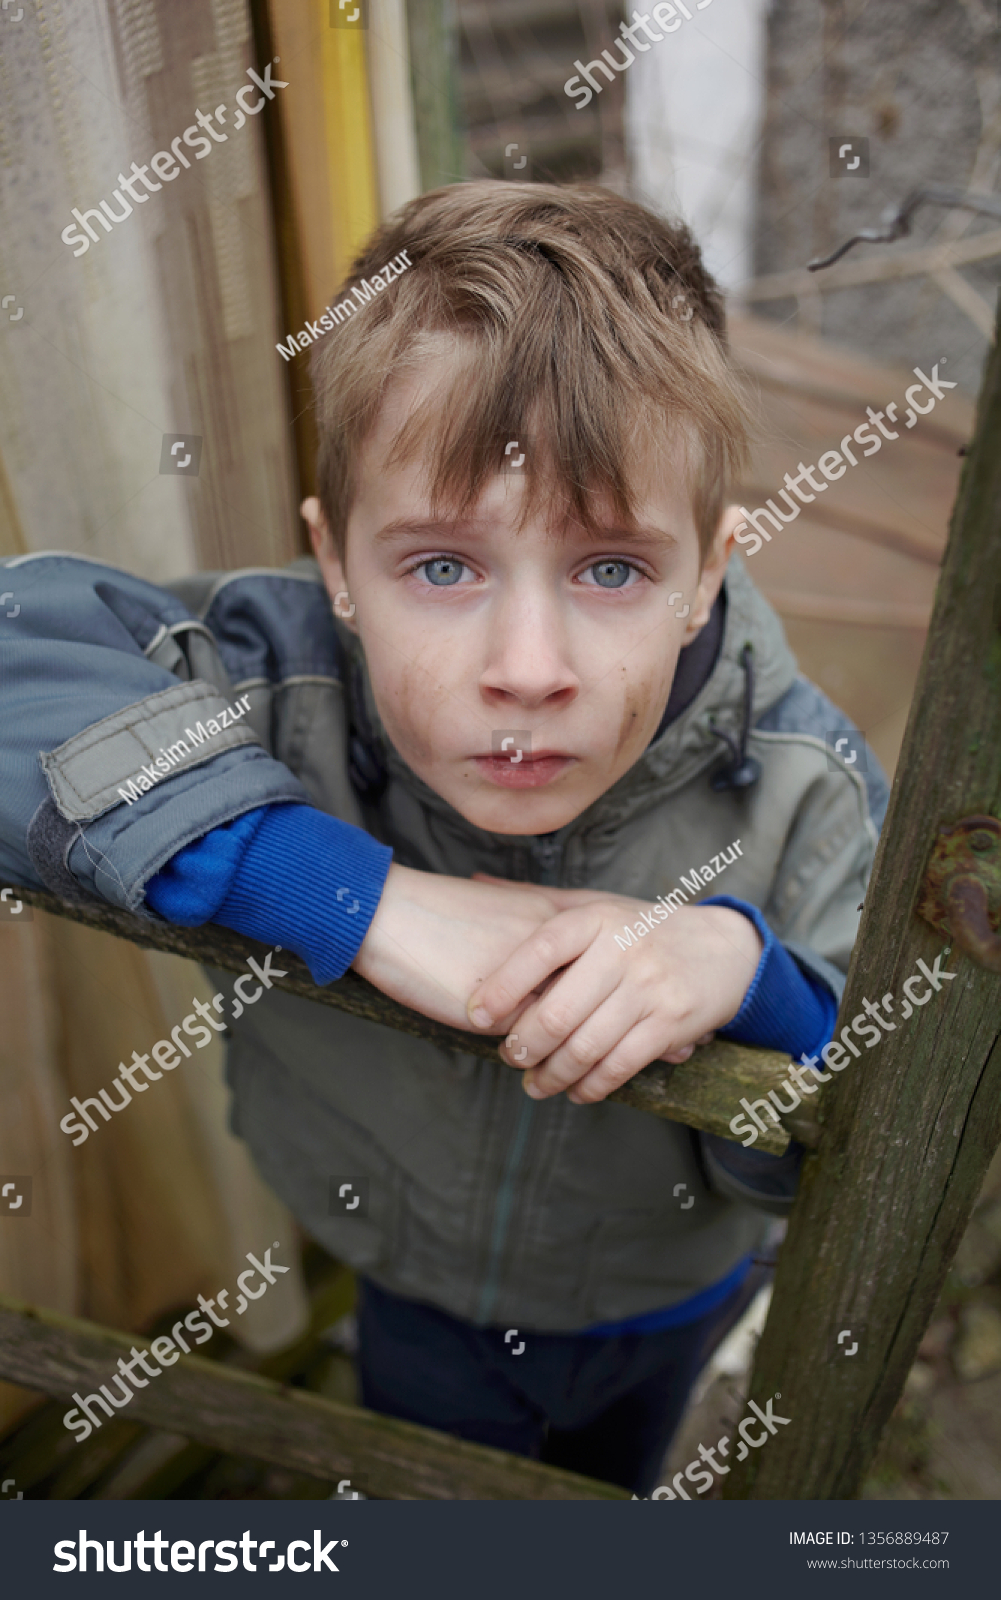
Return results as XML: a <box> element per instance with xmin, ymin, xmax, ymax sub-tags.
<box><xmin>357</xmin><ymin>1267</ymin><xmax>770</xmax><ymax>1496</ymax></box>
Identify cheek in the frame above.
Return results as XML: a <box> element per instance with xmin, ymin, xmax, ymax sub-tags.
<box><xmin>366</xmin><ymin>646</ymin><xmax>447</xmax><ymax>767</ymax></box>
<box><xmin>612</xmin><ymin>661</ymin><xmax>674</xmax><ymax>761</ymax></box>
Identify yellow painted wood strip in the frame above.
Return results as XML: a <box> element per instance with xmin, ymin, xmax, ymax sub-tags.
<box><xmin>320</xmin><ymin>1</ymin><xmax>380</xmax><ymax>281</ymax></box>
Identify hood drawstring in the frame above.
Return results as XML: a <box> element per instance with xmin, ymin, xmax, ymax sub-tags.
<box><xmin>709</xmin><ymin>642</ymin><xmax>762</xmax><ymax>792</ymax></box>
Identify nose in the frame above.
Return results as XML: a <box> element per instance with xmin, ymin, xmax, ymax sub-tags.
<box><xmin>478</xmin><ymin>591</ymin><xmax>580</xmax><ymax>713</ymax></box>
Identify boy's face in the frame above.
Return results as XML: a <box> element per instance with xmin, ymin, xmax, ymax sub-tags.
<box><xmin>306</xmin><ymin>363</ymin><xmax>741</xmax><ymax>838</ymax></box>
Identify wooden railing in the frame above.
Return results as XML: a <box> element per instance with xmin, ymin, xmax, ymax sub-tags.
<box><xmin>0</xmin><ymin>1294</ymin><xmax>625</xmax><ymax>1500</ymax></box>
<box><xmin>4</xmin><ymin>883</ymin><xmax>811</xmax><ymax>1157</ymax></box>
<box><xmin>0</xmin><ymin>848</ymin><xmax>818</xmax><ymax>1498</ymax></box>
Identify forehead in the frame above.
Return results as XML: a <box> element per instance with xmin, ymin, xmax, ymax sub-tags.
<box><xmin>353</xmin><ymin>341</ymin><xmax>700</xmax><ymax>540</ymax></box>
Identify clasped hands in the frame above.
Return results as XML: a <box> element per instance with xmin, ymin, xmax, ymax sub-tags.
<box><xmin>352</xmin><ymin>863</ymin><xmax>762</xmax><ymax>1106</ymax></box>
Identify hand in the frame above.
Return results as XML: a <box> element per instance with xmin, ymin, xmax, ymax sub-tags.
<box><xmin>466</xmin><ymin>895</ymin><xmax>763</xmax><ymax>1104</ymax></box>
<box><xmin>351</xmin><ymin>863</ymin><xmax>564</xmax><ymax>1032</ymax></box>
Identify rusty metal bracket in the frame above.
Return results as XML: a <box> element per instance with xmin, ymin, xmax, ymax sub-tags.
<box><xmin>918</xmin><ymin>815</ymin><xmax>1001</xmax><ymax>974</ymax></box>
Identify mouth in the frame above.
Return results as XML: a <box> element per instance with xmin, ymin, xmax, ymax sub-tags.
<box><xmin>472</xmin><ymin>751</ymin><xmax>577</xmax><ymax>789</ymax></box>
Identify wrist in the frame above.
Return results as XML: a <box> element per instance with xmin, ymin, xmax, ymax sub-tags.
<box><xmin>699</xmin><ymin>903</ymin><xmax>765</xmax><ymax>968</ymax></box>
<box><xmin>351</xmin><ymin>862</ymin><xmax>414</xmax><ymax>983</ymax></box>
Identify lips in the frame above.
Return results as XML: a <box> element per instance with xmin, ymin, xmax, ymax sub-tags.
<box><xmin>473</xmin><ymin>751</ymin><xmax>576</xmax><ymax>789</ymax></box>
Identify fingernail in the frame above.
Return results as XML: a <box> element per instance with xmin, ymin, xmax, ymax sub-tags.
<box><xmin>522</xmin><ymin>1078</ymin><xmax>543</xmax><ymax>1099</ymax></box>
<box><xmin>470</xmin><ymin>1007</ymin><xmax>493</xmax><ymax>1029</ymax></box>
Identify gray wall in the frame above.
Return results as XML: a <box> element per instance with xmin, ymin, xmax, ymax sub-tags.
<box><xmin>755</xmin><ymin>0</ymin><xmax>999</xmax><ymax>394</ymax></box>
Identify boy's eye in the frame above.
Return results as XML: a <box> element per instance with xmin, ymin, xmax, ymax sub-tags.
<box><xmin>420</xmin><ymin>557</ymin><xmax>466</xmax><ymax>586</ymax></box>
<box><xmin>585</xmin><ymin>560</ymin><xmax>635</xmax><ymax>589</ymax></box>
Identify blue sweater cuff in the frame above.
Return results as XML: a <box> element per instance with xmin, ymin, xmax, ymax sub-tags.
<box><xmin>699</xmin><ymin>894</ymin><xmax>838</xmax><ymax>1059</ymax></box>
<box><xmin>695</xmin><ymin>894</ymin><xmax>836</xmax><ymax>1207</ymax></box>
<box><xmin>146</xmin><ymin>803</ymin><xmax>393</xmax><ymax>985</ymax></box>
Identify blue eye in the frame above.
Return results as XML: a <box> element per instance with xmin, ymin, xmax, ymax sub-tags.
<box><xmin>590</xmin><ymin>560</ymin><xmax>631</xmax><ymax>589</ymax></box>
<box><xmin>422</xmin><ymin>557</ymin><xmax>464</xmax><ymax>586</ymax></box>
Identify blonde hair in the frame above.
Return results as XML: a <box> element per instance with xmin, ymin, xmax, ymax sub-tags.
<box><xmin>311</xmin><ymin>181</ymin><xmax>751</xmax><ymax>560</ymax></box>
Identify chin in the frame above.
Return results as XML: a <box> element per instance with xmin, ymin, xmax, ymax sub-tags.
<box><xmin>456</xmin><ymin>793</ymin><xmax>584</xmax><ymax>837</ymax></box>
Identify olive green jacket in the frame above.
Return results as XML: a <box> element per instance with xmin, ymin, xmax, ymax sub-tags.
<box><xmin>4</xmin><ymin>549</ymin><xmax>884</xmax><ymax>1330</ymax></box>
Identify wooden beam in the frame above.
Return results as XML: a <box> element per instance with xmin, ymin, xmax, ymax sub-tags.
<box><xmin>8</xmin><ymin>884</ymin><xmax>808</xmax><ymax>1155</ymax></box>
<box><xmin>741</xmin><ymin>227</ymin><xmax>1001</xmax><ymax>304</ymax></box>
<box><xmin>735</xmin><ymin>484</ymin><xmax>945</xmax><ymax>569</ymax></box>
<box><xmin>0</xmin><ymin>1295</ymin><xmax>624</xmax><ymax>1500</ymax></box>
<box><xmin>764</xmin><ymin>590</ymin><xmax>932</xmax><ymax>631</ymax></box>
<box><xmin>725</xmin><ymin>294</ymin><xmax>1001</xmax><ymax>1500</ymax></box>
<box><xmin>931</xmin><ymin>264</ymin><xmax>997</xmax><ymax>341</ymax></box>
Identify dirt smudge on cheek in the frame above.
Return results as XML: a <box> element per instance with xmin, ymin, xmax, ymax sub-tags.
<box><xmin>614</xmin><ymin>670</ymin><xmax>661</xmax><ymax>762</ymax></box>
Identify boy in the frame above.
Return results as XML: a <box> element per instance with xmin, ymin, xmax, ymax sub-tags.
<box><xmin>0</xmin><ymin>183</ymin><xmax>886</xmax><ymax>1495</ymax></box>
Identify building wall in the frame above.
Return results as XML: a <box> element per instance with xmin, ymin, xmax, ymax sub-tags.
<box><xmin>754</xmin><ymin>0</ymin><xmax>1000</xmax><ymax>395</ymax></box>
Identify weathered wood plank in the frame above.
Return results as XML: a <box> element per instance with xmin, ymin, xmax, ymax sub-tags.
<box><xmin>0</xmin><ymin>1295</ymin><xmax>624</xmax><ymax>1501</ymax></box>
<box><xmin>407</xmin><ymin>0</ymin><xmax>466</xmax><ymax>190</ymax></box>
<box><xmin>608</xmin><ymin>1037</ymin><xmax>817</xmax><ymax>1154</ymax></box>
<box><xmin>742</xmin><ymin>226</ymin><xmax>1001</xmax><ymax>303</ymax></box>
<box><xmin>7</xmin><ymin>884</ymin><xmax>809</xmax><ymax>1155</ymax></box>
<box><xmin>725</xmin><ymin>299</ymin><xmax>1001</xmax><ymax>1499</ymax></box>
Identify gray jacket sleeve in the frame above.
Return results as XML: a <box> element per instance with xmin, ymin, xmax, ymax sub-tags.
<box><xmin>700</xmin><ymin>1134</ymin><xmax>804</xmax><ymax>1218</ymax></box>
<box><xmin>697</xmin><ymin>676</ymin><xmax>889</xmax><ymax>1216</ymax></box>
<box><xmin>0</xmin><ymin>552</ymin><xmax>309</xmax><ymax>912</ymax></box>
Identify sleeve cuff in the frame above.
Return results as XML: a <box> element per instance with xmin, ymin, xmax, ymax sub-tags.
<box><xmin>145</xmin><ymin>805</ymin><xmax>272</xmax><ymax>924</ymax></box>
<box><xmin>147</xmin><ymin>802</ymin><xmax>393</xmax><ymax>985</ymax></box>
<box><xmin>216</xmin><ymin>804</ymin><xmax>392</xmax><ymax>984</ymax></box>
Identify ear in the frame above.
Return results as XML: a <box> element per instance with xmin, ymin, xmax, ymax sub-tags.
<box><xmin>681</xmin><ymin>503</ymin><xmax>743</xmax><ymax>639</ymax></box>
<box><xmin>302</xmin><ymin>497</ymin><xmax>356</xmax><ymax>633</ymax></box>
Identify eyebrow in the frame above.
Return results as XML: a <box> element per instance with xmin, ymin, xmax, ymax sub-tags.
<box><xmin>372</xmin><ymin>517</ymin><xmax>680</xmax><ymax>550</ymax></box>
<box><xmin>373</xmin><ymin>518</ymin><xmax>485</xmax><ymax>545</ymax></box>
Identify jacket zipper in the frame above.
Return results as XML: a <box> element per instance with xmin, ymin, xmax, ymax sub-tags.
<box><xmin>529</xmin><ymin>832</ymin><xmax>562</xmax><ymax>885</ymax></box>
<box><xmin>475</xmin><ymin>1096</ymin><xmax>536</xmax><ymax>1324</ymax></box>
<box><xmin>475</xmin><ymin>831</ymin><xmax>565</xmax><ymax>1322</ymax></box>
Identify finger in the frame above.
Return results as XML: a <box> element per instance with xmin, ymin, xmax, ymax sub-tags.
<box><xmin>659</xmin><ymin>1044</ymin><xmax>695</xmax><ymax>1064</ymax></box>
<box><xmin>500</xmin><ymin>951</ymin><xmax>627</xmax><ymax>1074</ymax></box>
<box><xmin>467</xmin><ymin>907</ymin><xmax>604</xmax><ymax>1030</ymax></box>
<box><xmin>564</xmin><ymin>1019</ymin><xmax>675</xmax><ymax>1105</ymax></box>
<box><xmin>654</xmin><ymin>1031</ymin><xmax>712</xmax><ymax>1063</ymax></box>
<box><xmin>482</xmin><ymin>994</ymin><xmax>534</xmax><ymax>1038</ymax></box>
<box><xmin>488</xmin><ymin>967</ymin><xmax>567</xmax><ymax>1046</ymax></box>
<box><xmin>522</xmin><ymin>987</ymin><xmax>664</xmax><ymax>1097</ymax></box>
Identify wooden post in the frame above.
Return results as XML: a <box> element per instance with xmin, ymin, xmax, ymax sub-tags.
<box><xmin>0</xmin><ymin>1295</ymin><xmax>623</xmax><ymax>1500</ymax></box>
<box><xmin>405</xmin><ymin>0</ymin><xmax>465</xmax><ymax>190</ymax></box>
<box><xmin>8</xmin><ymin>884</ymin><xmax>810</xmax><ymax>1156</ymax></box>
<box><xmin>725</xmin><ymin>312</ymin><xmax>1001</xmax><ymax>1498</ymax></box>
